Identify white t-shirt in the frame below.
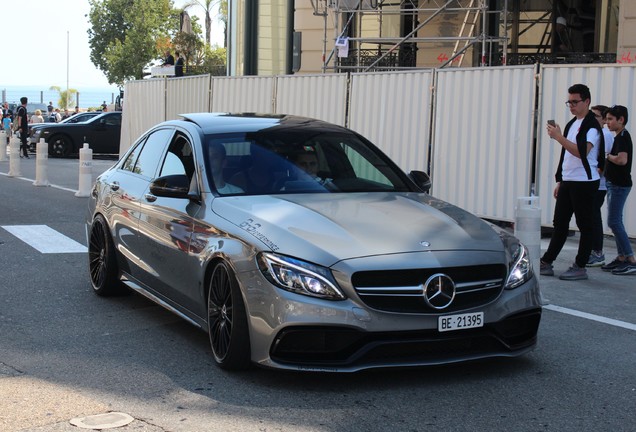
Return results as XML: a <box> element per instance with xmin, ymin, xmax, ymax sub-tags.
<box><xmin>562</xmin><ymin>118</ymin><xmax>601</xmax><ymax>182</ymax></box>
<box><xmin>598</xmin><ymin>127</ymin><xmax>614</xmax><ymax>191</ymax></box>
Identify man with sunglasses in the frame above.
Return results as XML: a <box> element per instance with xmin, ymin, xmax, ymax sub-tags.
<box><xmin>540</xmin><ymin>83</ymin><xmax>605</xmax><ymax>280</ymax></box>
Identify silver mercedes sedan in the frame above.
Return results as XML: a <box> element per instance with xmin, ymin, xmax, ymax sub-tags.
<box><xmin>87</xmin><ymin>113</ymin><xmax>541</xmax><ymax>372</ymax></box>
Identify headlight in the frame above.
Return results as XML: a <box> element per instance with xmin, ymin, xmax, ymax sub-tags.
<box><xmin>505</xmin><ymin>243</ymin><xmax>533</xmax><ymax>289</ymax></box>
<box><xmin>258</xmin><ymin>253</ymin><xmax>346</xmax><ymax>300</ymax></box>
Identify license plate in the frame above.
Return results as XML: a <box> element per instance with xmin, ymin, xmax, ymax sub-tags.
<box><xmin>438</xmin><ymin>312</ymin><xmax>484</xmax><ymax>332</ymax></box>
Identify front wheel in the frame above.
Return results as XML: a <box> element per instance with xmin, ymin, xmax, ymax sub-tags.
<box><xmin>207</xmin><ymin>261</ymin><xmax>251</xmax><ymax>370</ymax></box>
<box><xmin>88</xmin><ymin>215</ymin><xmax>125</xmax><ymax>296</ymax></box>
<box><xmin>48</xmin><ymin>135</ymin><xmax>72</xmax><ymax>157</ymax></box>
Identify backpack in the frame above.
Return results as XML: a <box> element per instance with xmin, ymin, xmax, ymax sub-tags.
<box><xmin>49</xmin><ymin>112</ymin><xmax>58</xmax><ymax>123</ymax></box>
<box><xmin>12</xmin><ymin>107</ymin><xmax>24</xmax><ymax>132</ymax></box>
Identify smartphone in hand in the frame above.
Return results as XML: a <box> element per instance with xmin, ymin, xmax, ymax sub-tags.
<box><xmin>547</xmin><ymin>120</ymin><xmax>556</xmax><ymax>126</ymax></box>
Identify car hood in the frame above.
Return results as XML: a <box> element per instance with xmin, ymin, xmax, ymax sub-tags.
<box><xmin>212</xmin><ymin>193</ymin><xmax>504</xmax><ymax>264</ymax></box>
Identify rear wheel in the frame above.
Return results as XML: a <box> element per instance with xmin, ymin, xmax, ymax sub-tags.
<box><xmin>207</xmin><ymin>261</ymin><xmax>251</xmax><ymax>370</ymax></box>
<box><xmin>88</xmin><ymin>215</ymin><xmax>125</xmax><ymax>296</ymax></box>
<box><xmin>48</xmin><ymin>135</ymin><xmax>72</xmax><ymax>157</ymax></box>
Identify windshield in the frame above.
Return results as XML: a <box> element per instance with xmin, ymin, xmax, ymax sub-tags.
<box><xmin>203</xmin><ymin>129</ymin><xmax>414</xmax><ymax>196</ymax></box>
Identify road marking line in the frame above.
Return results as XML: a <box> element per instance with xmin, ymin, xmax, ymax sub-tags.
<box><xmin>0</xmin><ymin>172</ymin><xmax>79</xmax><ymax>193</ymax></box>
<box><xmin>544</xmin><ymin>304</ymin><xmax>636</xmax><ymax>332</ymax></box>
<box><xmin>1</xmin><ymin>225</ymin><xmax>87</xmax><ymax>253</ymax></box>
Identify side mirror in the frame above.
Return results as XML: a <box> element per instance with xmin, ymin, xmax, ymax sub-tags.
<box><xmin>408</xmin><ymin>170</ymin><xmax>432</xmax><ymax>193</ymax></box>
<box><xmin>149</xmin><ymin>174</ymin><xmax>191</xmax><ymax>199</ymax></box>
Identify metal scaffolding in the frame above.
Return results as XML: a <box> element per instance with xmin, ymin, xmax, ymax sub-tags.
<box><xmin>311</xmin><ymin>0</ymin><xmax>508</xmax><ymax>72</ymax></box>
<box><xmin>310</xmin><ymin>0</ymin><xmax>616</xmax><ymax>72</ymax></box>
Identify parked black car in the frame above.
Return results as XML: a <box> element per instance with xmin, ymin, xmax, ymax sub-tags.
<box><xmin>30</xmin><ymin>111</ymin><xmax>122</xmax><ymax>157</ymax></box>
<box><xmin>28</xmin><ymin>112</ymin><xmax>103</xmax><ymax>150</ymax></box>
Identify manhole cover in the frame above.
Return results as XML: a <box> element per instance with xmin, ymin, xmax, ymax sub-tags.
<box><xmin>70</xmin><ymin>412</ymin><xmax>134</xmax><ymax>429</ymax></box>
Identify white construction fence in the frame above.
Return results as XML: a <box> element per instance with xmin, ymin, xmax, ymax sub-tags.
<box><xmin>120</xmin><ymin>64</ymin><xmax>636</xmax><ymax>237</ymax></box>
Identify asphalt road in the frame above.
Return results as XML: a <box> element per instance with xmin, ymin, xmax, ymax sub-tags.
<box><xmin>1</xmin><ymin>156</ymin><xmax>635</xmax><ymax>432</ymax></box>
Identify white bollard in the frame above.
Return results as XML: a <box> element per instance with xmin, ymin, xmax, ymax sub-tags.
<box><xmin>514</xmin><ymin>196</ymin><xmax>541</xmax><ymax>273</ymax></box>
<box><xmin>75</xmin><ymin>143</ymin><xmax>93</xmax><ymax>197</ymax></box>
<box><xmin>8</xmin><ymin>137</ymin><xmax>21</xmax><ymax>177</ymax></box>
<box><xmin>0</xmin><ymin>131</ymin><xmax>6</xmax><ymax>162</ymax></box>
<box><xmin>33</xmin><ymin>138</ymin><xmax>50</xmax><ymax>187</ymax></box>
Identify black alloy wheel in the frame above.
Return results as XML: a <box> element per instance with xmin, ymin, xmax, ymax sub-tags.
<box><xmin>48</xmin><ymin>135</ymin><xmax>72</xmax><ymax>157</ymax></box>
<box><xmin>88</xmin><ymin>215</ymin><xmax>124</xmax><ymax>296</ymax></box>
<box><xmin>207</xmin><ymin>261</ymin><xmax>251</xmax><ymax>370</ymax></box>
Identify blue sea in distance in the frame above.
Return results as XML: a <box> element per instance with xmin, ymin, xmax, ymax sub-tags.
<box><xmin>1</xmin><ymin>85</ymin><xmax>121</xmax><ymax>109</ymax></box>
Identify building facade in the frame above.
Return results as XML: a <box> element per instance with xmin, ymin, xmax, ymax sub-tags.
<box><xmin>228</xmin><ymin>0</ymin><xmax>634</xmax><ymax>75</ymax></box>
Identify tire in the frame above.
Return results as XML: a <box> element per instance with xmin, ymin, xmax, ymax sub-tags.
<box><xmin>88</xmin><ymin>215</ymin><xmax>125</xmax><ymax>296</ymax></box>
<box><xmin>207</xmin><ymin>261</ymin><xmax>251</xmax><ymax>370</ymax></box>
<box><xmin>48</xmin><ymin>135</ymin><xmax>72</xmax><ymax>157</ymax></box>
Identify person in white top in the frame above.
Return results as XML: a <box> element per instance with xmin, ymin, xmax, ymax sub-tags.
<box><xmin>30</xmin><ymin>109</ymin><xmax>45</xmax><ymax>124</ymax></box>
<box><xmin>586</xmin><ymin>105</ymin><xmax>614</xmax><ymax>266</ymax></box>
<box><xmin>540</xmin><ymin>83</ymin><xmax>603</xmax><ymax>281</ymax></box>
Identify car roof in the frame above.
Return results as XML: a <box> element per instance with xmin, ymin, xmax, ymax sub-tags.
<box><xmin>174</xmin><ymin>113</ymin><xmax>347</xmax><ymax>135</ymax></box>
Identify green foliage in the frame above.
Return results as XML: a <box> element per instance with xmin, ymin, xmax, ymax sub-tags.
<box><xmin>173</xmin><ymin>31</ymin><xmax>204</xmax><ymax>65</ymax></box>
<box><xmin>87</xmin><ymin>0</ymin><xmax>177</xmax><ymax>85</ymax></box>
<box><xmin>49</xmin><ymin>86</ymin><xmax>78</xmax><ymax>110</ymax></box>
<box><xmin>87</xmin><ymin>0</ymin><xmax>227</xmax><ymax>83</ymax></box>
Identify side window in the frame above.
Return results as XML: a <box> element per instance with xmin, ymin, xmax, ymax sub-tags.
<box><xmin>121</xmin><ymin>137</ymin><xmax>147</xmax><ymax>173</ymax></box>
<box><xmin>108</xmin><ymin>114</ymin><xmax>121</xmax><ymax>126</ymax></box>
<box><xmin>131</xmin><ymin>129</ymin><xmax>174</xmax><ymax>178</ymax></box>
<box><xmin>159</xmin><ymin>135</ymin><xmax>196</xmax><ymax>182</ymax></box>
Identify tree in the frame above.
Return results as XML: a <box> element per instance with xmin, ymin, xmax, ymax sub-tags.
<box><xmin>184</xmin><ymin>0</ymin><xmax>220</xmax><ymax>46</ymax></box>
<box><xmin>218</xmin><ymin>0</ymin><xmax>227</xmax><ymax>48</ymax></box>
<box><xmin>49</xmin><ymin>86</ymin><xmax>78</xmax><ymax>110</ymax></box>
<box><xmin>87</xmin><ymin>0</ymin><xmax>179</xmax><ymax>84</ymax></box>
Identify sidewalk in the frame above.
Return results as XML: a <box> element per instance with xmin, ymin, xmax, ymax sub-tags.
<box><xmin>538</xmin><ymin>231</ymin><xmax>636</xmax><ymax>308</ymax></box>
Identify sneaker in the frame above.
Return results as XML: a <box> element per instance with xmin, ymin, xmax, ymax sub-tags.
<box><xmin>587</xmin><ymin>251</ymin><xmax>605</xmax><ymax>267</ymax></box>
<box><xmin>559</xmin><ymin>264</ymin><xmax>588</xmax><ymax>280</ymax></box>
<box><xmin>611</xmin><ymin>262</ymin><xmax>636</xmax><ymax>275</ymax></box>
<box><xmin>601</xmin><ymin>258</ymin><xmax>624</xmax><ymax>272</ymax></box>
<box><xmin>539</xmin><ymin>261</ymin><xmax>554</xmax><ymax>276</ymax></box>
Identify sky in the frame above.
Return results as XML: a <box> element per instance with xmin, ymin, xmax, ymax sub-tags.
<box><xmin>1</xmin><ymin>0</ymin><xmax>223</xmax><ymax>90</ymax></box>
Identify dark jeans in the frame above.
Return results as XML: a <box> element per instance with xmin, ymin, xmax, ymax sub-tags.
<box><xmin>591</xmin><ymin>188</ymin><xmax>607</xmax><ymax>251</ymax></box>
<box><xmin>606</xmin><ymin>181</ymin><xmax>634</xmax><ymax>258</ymax></box>
<box><xmin>19</xmin><ymin>129</ymin><xmax>28</xmax><ymax>157</ymax></box>
<box><xmin>541</xmin><ymin>180</ymin><xmax>599</xmax><ymax>268</ymax></box>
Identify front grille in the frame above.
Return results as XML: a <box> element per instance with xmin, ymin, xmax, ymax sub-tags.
<box><xmin>352</xmin><ymin>265</ymin><xmax>507</xmax><ymax>313</ymax></box>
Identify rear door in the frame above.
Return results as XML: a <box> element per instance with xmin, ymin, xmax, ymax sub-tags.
<box><xmin>86</xmin><ymin>113</ymin><xmax>122</xmax><ymax>154</ymax></box>
<box><xmin>113</xmin><ymin>128</ymin><xmax>175</xmax><ymax>283</ymax></box>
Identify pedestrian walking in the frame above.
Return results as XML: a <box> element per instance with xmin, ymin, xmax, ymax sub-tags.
<box><xmin>601</xmin><ymin>105</ymin><xmax>635</xmax><ymax>275</ymax></box>
<box><xmin>540</xmin><ymin>83</ymin><xmax>604</xmax><ymax>280</ymax></box>
<box><xmin>587</xmin><ymin>105</ymin><xmax>614</xmax><ymax>267</ymax></box>
<box><xmin>16</xmin><ymin>97</ymin><xmax>30</xmax><ymax>158</ymax></box>
<box><xmin>2</xmin><ymin>113</ymin><xmax>12</xmax><ymax>144</ymax></box>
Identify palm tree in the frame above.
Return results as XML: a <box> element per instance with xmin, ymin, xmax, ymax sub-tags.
<box><xmin>49</xmin><ymin>86</ymin><xmax>78</xmax><ymax>110</ymax></box>
<box><xmin>184</xmin><ymin>0</ymin><xmax>220</xmax><ymax>46</ymax></box>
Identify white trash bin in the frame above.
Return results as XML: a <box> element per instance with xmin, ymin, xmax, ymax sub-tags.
<box><xmin>515</xmin><ymin>196</ymin><xmax>541</xmax><ymax>273</ymax></box>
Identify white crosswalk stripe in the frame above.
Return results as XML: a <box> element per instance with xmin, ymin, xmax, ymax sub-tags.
<box><xmin>1</xmin><ymin>225</ymin><xmax>87</xmax><ymax>253</ymax></box>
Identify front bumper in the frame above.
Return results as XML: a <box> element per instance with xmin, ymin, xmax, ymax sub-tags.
<box><xmin>269</xmin><ymin>308</ymin><xmax>541</xmax><ymax>371</ymax></box>
<box><xmin>240</xmin><ymin>265</ymin><xmax>542</xmax><ymax>372</ymax></box>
